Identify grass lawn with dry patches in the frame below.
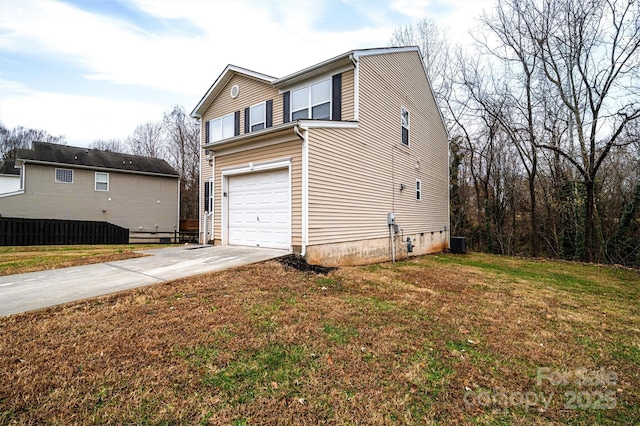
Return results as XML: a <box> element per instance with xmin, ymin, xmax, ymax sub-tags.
<box><xmin>0</xmin><ymin>244</ymin><xmax>172</xmax><ymax>276</ymax></box>
<box><xmin>1</xmin><ymin>253</ymin><xmax>638</xmax><ymax>425</ymax></box>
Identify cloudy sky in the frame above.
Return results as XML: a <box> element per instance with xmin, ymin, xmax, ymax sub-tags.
<box><xmin>0</xmin><ymin>0</ymin><xmax>496</xmax><ymax>147</ymax></box>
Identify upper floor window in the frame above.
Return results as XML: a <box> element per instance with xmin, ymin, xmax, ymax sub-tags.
<box><xmin>209</xmin><ymin>113</ymin><xmax>235</xmax><ymax>143</ymax></box>
<box><xmin>291</xmin><ymin>79</ymin><xmax>331</xmax><ymax>120</ymax></box>
<box><xmin>401</xmin><ymin>107</ymin><xmax>410</xmax><ymax>146</ymax></box>
<box><xmin>250</xmin><ymin>102</ymin><xmax>266</xmax><ymax>132</ymax></box>
<box><xmin>55</xmin><ymin>168</ymin><xmax>73</xmax><ymax>184</ymax></box>
<box><xmin>95</xmin><ymin>172</ymin><xmax>109</xmax><ymax>191</ymax></box>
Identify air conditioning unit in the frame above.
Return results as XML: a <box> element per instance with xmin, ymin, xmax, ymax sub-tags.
<box><xmin>450</xmin><ymin>236</ymin><xmax>467</xmax><ymax>254</ymax></box>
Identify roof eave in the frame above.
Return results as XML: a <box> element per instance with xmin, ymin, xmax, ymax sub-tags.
<box><xmin>191</xmin><ymin>65</ymin><xmax>277</xmax><ymax>119</ymax></box>
<box><xmin>203</xmin><ymin>122</ymin><xmax>300</xmax><ymax>151</ymax></box>
<box><xmin>18</xmin><ymin>158</ymin><xmax>179</xmax><ymax>178</ymax></box>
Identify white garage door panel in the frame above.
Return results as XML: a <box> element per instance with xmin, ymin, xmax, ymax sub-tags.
<box><xmin>228</xmin><ymin>169</ymin><xmax>290</xmax><ymax>249</ymax></box>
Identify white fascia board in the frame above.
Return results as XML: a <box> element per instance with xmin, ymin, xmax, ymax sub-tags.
<box><xmin>297</xmin><ymin>120</ymin><xmax>359</xmax><ymax>129</ymax></box>
<box><xmin>191</xmin><ymin>65</ymin><xmax>277</xmax><ymax>119</ymax></box>
<box><xmin>352</xmin><ymin>46</ymin><xmax>419</xmax><ymax>59</ymax></box>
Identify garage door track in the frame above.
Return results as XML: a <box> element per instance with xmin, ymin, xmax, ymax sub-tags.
<box><xmin>0</xmin><ymin>245</ymin><xmax>288</xmax><ymax>317</ymax></box>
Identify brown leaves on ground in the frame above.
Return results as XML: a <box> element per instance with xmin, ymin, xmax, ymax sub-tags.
<box><xmin>0</xmin><ymin>254</ymin><xmax>638</xmax><ymax>425</ymax></box>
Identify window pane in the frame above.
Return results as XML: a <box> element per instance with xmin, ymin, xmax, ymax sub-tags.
<box><xmin>311</xmin><ymin>80</ymin><xmax>330</xmax><ymax>105</ymax></box>
<box><xmin>96</xmin><ymin>173</ymin><xmax>108</xmax><ymax>183</ymax></box>
<box><xmin>311</xmin><ymin>102</ymin><xmax>330</xmax><ymax>120</ymax></box>
<box><xmin>251</xmin><ymin>123</ymin><xmax>265</xmax><ymax>132</ymax></box>
<box><xmin>96</xmin><ymin>182</ymin><xmax>108</xmax><ymax>191</ymax></box>
<box><xmin>292</xmin><ymin>109</ymin><xmax>308</xmax><ymax>120</ymax></box>
<box><xmin>291</xmin><ymin>87</ymin><xmax>308</xmax><ymax>112</ymax></box>
<box><xmin>250</xmin><ymin>103</ymin><xmax>265</xmax><ymax>127</ymax></box>
<box><xmin>402</xmin><ymin>127</ymin><xmax>409</xmax><ymax>145</ymax></box>
<box><xmin>221</xmin><ymin>114</ymin><xmax>234</xmax><ymax>139</ymax></box>
<box><xmin>210</xmin><ymin>118</ymin><xmax>222</xmax><ymax>142</ymax></box>
<box><xmin>401</xmin><ymin>108</ymin><xmax>409</xmax><ymax>128</ymax></box>
<box><xmin>55</xmin><ymin>168</ymin><xmax>73</xmax><ymax>183</ymax></box>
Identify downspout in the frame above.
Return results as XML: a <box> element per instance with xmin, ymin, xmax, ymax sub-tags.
<box><xmin>177</xmin><ymin>177</ymin><xmax>181</xmax><ymax>243</ymax></box>
<box><xmin>294</xmin><ymin>123</ymin><xmax>308</xmax><ymax>257</ymax></box>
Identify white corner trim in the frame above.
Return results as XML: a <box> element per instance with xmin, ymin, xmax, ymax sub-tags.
<box><xmin>352</xmin><ymin>55</ymin><xmax>360</xmax><ymax>121</ymax></box>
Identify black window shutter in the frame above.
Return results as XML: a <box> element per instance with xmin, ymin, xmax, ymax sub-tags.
<box><xmin>234</xmin><ymin>111</ymin><xmax>240</xmax><ymax>136</ymax></box>
<box><xmin>332</xmin><ymin>73</ymin><xmax>342</xmax><ymax>121</ymax></box>
<box><xmin>283</xmin><ymin>91</ymin><xmax>290</xmax><ymax>123</ymax></box>
<box><xmin>266</xmin><ymin>99</ymin><xmax>273</xmax><ymax>128</ymax></box>
<box><xmin>204</xmin><ymin>182</ymin><xmax>210</xmax><ymax>213</ymax></box>
<box><xmin>244</xmin><ymin>108</ymin><xmax>250</xmax><ymax>133</ymax></box>
<box><xmin>205</xmin><ymin>121</ymin><xmax>210</xmax><ymax>144</ymax></box>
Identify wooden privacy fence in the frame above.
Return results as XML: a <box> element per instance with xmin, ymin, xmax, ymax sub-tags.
<box><xmin>0</xmin><ymin>217</ymin><xmax>129</xmax><ymax>246</ymax></box>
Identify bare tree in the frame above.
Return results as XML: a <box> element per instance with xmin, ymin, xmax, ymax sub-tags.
<box><xmin>530</xmin><ymin>0</ymin><xmax>640</xmax><ymax>261</ymax></box>
<box><xmin>126</xmin><ymin>121</ymin><xmax>166</xmax><ymax>158</ymax></box>
<box><xmin>89</xmin><ymin>138</ymin><xmax>129</xmax><ymax>153</ymax></box>
<box><xmin>0</xmin><ymin>123</ymin><xmax>65</xmax><ymax>159</ymax></box>
<box><xmin>163</xmin><ymin>105</ymin><xmax>200</xmax><ymax>220</ymax></box>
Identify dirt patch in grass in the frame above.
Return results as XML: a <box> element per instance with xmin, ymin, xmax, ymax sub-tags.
<box><xmin>0</xmin><ymin>244</ymin><xmax>170</xmax><ymax>276</ymax></box>
<box><xmin>1</xmin><ymin>253</ymin><xmax>638</xmax><ymax>424</ymax></box>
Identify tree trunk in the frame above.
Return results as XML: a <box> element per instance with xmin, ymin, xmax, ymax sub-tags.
<box><xmin>584</xmin><ymin>179</ymin><xmax>595</xmax><ymax>262</ymax></box>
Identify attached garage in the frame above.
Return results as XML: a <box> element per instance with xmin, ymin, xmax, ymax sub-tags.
<box><xmin>225</xmin><ymin>168</ymin><xmax>290</xmax><ymax>249</ymax></box>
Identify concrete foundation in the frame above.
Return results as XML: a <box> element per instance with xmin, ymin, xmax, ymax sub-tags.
<box><xmin>305</xmin><ymin>230</ymin><xmax>450</xmax><ymax>266</ymax></box>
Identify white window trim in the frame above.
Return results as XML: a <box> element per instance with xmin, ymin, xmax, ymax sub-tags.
<box><xmin>249</xmin><ymin>101</ymin><xmax>266</xmax><ymax>132</ymax></box>
<box><xmin>55</xmin><ymin>168</ymin><xmax>73</xmax><ymax>184</ymax></box>
<box><xmin>401</xmin><ymin>106</ymin><xmax>410</xmax><ymax>146</ymax></box>
<box><xmin>95</xmin><ymin>172</ymin><xmax>109</xmax><ymax>192</ymax></box>
<box><xmin>209</xmin><ymin>112</ymin><xmax>235</xmax><ymax>142</ymax></box>
<box><xmin>416</xmin><ymin>179</ymin><xmax>421</xmax><ymax>201</ymax></box>
<box><xmin>290</xmin><ymin>78</ymin><xmax>332</xmax><ymax>121</ymax></box>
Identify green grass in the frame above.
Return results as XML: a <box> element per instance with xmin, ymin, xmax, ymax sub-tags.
<box><xmin>322</xmin><ymin>322</ymin><xmax>359</xmax><ymax>344</ymax></box>
<box><xmin>202</xmin><ymin>344</ymin><xmax>316</xmax><ymax>406</ymax></box>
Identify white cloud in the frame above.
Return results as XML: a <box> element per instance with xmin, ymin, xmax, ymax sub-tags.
<box><xmin>0</xmin><ymin>0</ymin><xmax>496</xmax><ymax>144</ymax></box>
<box><xmin>0</xmin><ymin>80</ymin><xmax>165</xmax><ymax>147</ymax></box>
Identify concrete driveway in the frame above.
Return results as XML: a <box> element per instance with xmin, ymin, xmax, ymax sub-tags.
<box><xmin>0</xmin><ymin>245</ymin><xmax>288</xmax><ymax>317</ymax></box>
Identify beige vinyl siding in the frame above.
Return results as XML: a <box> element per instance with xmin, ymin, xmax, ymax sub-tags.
<box><xmin>200</xmin><ymin>147</ymin><xmax>213</xmax><ymax>239</ymax></box>
<box><xmin>341</xmin><ymin>69</ymin><xmax>355</xmax><ymax>121</ymax></box>
<box><xmin>201</xmin><ymin>74</ymin><xmax>282</xmax><ymax>133</ymax></box>
<box><xmin>212</xmin><ymin>139</ymin><xmax>302</xmax><ymax>246</ymax></box>
<box><xmin>307</xmin><ymin>51</ymin><xmax>449</xmax><ymax>245</ymax></box>
<box><xmin>0</xmin><ymin>164</ymin><xmax>179</xmax><ymax>232</ymax></box>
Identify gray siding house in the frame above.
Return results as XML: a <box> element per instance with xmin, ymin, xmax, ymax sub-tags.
<box><xmin>0</xmin><ymin>142</ymin><xmax>180</xmax><ymax>241</ymax></box>
<box><xmin>191</xmin><ymin>47</ymin><xmax>450</xmax><ymax>265</ymax></box>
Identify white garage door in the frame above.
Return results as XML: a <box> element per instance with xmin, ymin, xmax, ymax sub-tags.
<box><xmin>228</xmin><ymin>169</ymin><xmax>290</xmax><ymax>249</ymax></box>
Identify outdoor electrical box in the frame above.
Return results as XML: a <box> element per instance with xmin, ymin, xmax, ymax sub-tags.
<box><xmin>387</xmin><ymin>213</ymin><xmax>395</xmax><ymax>225</ymax></box>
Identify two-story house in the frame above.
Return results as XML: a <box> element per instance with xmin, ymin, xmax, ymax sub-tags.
<box><xmin>191</xmin><ymin>46</ymin><xmax>449</xmax><ymax>265</ymax></box>
<box><xmin>0</xmin><ymin>142</ymin><xmax>180</xmax><ymax>242</ymax></box>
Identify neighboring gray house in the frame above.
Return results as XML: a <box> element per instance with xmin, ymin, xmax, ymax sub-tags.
<box><xmin>0</xmin><ymin>142</ymin><xmax>180</xmax><ymax>241</ymax></box>
<box><xmin>191</xmin><ymin>46</ymin><xmax>450</xmax><ymax>265</ymax></box>
<box><xmin>0</xmin><ymin>160</ymin><xmax>21</xmax><ymax>194</ymax></box>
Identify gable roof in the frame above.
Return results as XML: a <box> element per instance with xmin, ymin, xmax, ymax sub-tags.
<box><xmin>0</xmin><ymin>160</ymin><xmax>20</xmax><ymax>176</ymax></box>
<box><xmin>190</xmin><ymin>65</ymin><xmax>276</xmax><ymax>119</ymax></box>
<box><xmin>190</xmin><ymin>46</ymin><xmax>432</xmax><ymax>119</ymax></box>
<box><xmin>16</xmin><ymin>142</ymin><xmax>179</xmax><ymax>177</ymax></box>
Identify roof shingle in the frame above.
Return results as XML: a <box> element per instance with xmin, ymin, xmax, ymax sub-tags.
<box><xmin>16</xmin><ymin>142</ymin><xmax>179</xmax><ymax>177</ymax></box>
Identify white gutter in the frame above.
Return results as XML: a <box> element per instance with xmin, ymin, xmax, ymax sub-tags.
<box><xmin>294</xmin><ymin>123</ymin><xmax>308</xmax><ymax>257</ymax></box>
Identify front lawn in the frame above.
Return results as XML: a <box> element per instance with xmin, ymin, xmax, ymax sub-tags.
<box><xmin>0</xmin><ymin>244</ymin><xmax>172</xmax><ymax>276</ymax></box>
<box><xmin>1</xmin><ymin>253</ymin><xmax>638</xmax><ymax>424</ymax></box>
